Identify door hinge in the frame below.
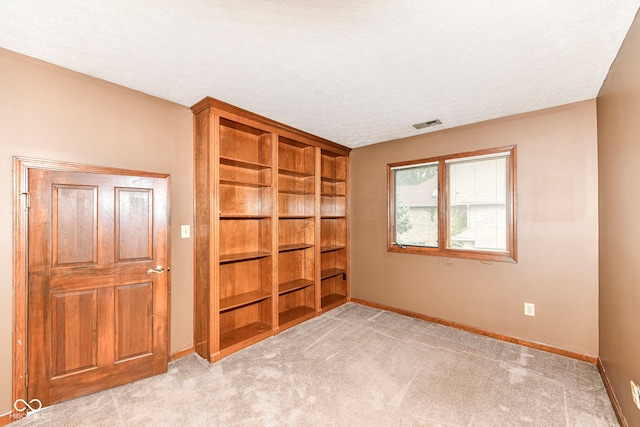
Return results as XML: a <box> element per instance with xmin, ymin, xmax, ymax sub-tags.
<box><xmin>21</xmin><ymin>192</ymin><xmax>30</xmax><ymax>209</ymax></box>
<box><xmin>25</xmin><ymin>372</ymin><xmax>28</xmax><ymax>389</ymax></box>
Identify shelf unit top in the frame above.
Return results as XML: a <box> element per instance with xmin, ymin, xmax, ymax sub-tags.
<box><xmin>192</xmin><ymin>96</ymin><xmax>351</xmax><ymax>156</ymax></box>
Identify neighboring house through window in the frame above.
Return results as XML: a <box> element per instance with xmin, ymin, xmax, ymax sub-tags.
<box><xmin>388</xmin><ymin>146</ymin><xmax>516</xmax><ymax>263</ymax></box>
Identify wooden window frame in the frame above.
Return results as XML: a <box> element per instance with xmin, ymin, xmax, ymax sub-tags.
<box><xmin>388</xmin><ymin>145</ymin><xmax>517</xmax><ymax>263</ymax></box>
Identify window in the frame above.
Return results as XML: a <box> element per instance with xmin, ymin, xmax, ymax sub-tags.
<box><xmin>388</xmin><ymin>146</ymin><xmax>516</xmax><ymax>262</ymax></box>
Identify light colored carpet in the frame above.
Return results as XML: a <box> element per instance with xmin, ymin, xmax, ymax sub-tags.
<box><xmin>12</xmin><ymin>303</ymin><xmax>618</xmax><ymax>426</ymax></box>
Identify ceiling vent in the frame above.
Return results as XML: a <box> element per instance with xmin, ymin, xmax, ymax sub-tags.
<box><xmin>412</xmin><ymin>119</ymin><xmax>442</xmax><ymax>130</ymax></box>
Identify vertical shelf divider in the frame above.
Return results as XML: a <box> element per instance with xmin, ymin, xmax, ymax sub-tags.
<box><xmin>314</xmin><ymin>146</ymin><xmax>322</xmax><ymax>314</ymax></box>
<box><xmin>271</xmin><ymin>133</ymin><xmax>279</xmax><ymax>333</ymax></box>
<box><xmin>211</xmin><ymin>113</ymin><xmax>221</xmax><ymax>361</ymax></box>
<box><xmin>345</xmin><ymin>155</ymin><xmax>351</xmax><ymax>303</ymax></box>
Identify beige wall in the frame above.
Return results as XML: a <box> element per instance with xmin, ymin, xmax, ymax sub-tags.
<box><xmin>350</xmin><ymin>101</ymin><xmax>599</xmax><ymax>355</ymax></box>
<box><xmin>0</xmin><ymin>48</ymin><xmax>194</xmax><ymax>415</ymax></box>
<box><xmin>597</xmin><ymin>9</ymin><xmax>640</xmax><ymax>426</ymax></box>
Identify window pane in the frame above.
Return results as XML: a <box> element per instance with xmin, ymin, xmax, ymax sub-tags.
<box><xmin>447</xmin><ymin>155</ymin><xmax>508</xmax><ymax>251</ymax></box>
<box><xmin>394</xmin><ymin>163</ymin><xmax>438</xmax><ymax>247</ymax></box>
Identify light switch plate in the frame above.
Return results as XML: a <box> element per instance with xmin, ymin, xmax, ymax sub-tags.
<box><xmin>631</xmin><ymin>381</ymin><xmax>640</xmax><ymax>410</ymax></box>
<box><xmin>181</xmin><ymin>225</ymin><xmax>190</xmax><ymax>239</ymax></box>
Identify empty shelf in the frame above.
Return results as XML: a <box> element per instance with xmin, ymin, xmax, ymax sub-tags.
<box><xmin>279</xmin><ymin>306</ymin><xmax>315</xmax><ymax>327</ymax></box>
<box><xmin>320</xmin><ymin>176</ymin><xmax>346</xmax><ymax>183</ymax></box>
<box><xmin>219</xmin><ymin>251</ymin><xmax>271</xmax><ymax>263</ymax></box>
<box><xmin>220</xmin><ymin>290</ymin><xmax>271</xmax><ymax>312</ymax></box>
<box><xmin>220</xmin><ymin>214</ymin><xmax>271</xmax><ymax>219</ymax></box>
<box><xmin>279</xmin><ymin>279</ymin><xmax>315</xmax><ymax>295</ymax></box>
<box><xmin>279</xmin><ymin>243</ymin><xmax>314</xmax><ymax>252</ymax></box>
<box><xmin>278</xmin><ymin>167</ymin><xmax>314</xmax><ymax>177</ymax></box>
<box><xmin>321</xmin><ymin>294</ymin><xmax>347</xmax><ymax>309</ymax></box>
<box><xmin>279</xmin><ymin>189</ymin><xmax>314</xmax><ymax>195</ymax></box>
<box><xmin>320</xmin><ymin>245</ymin><xmax>346</xmax><ymax>253</ymax></box>
<box><xmin>220</xmin><ymin>179</ymin><xmax>271</xmax><ymax>188</ymax></box>
<box><xmin>220</xmin><ymin>156</ymin><xmax>271</xmax><ymax>170</ymax></box>
<box><xmin>321</xmin><ymin>268</ymin><xmax>347</xmax><ymax>280</ymax></box>
<box><xmin>220</xmin><ymin>322</ymin><xmax>272</xmax><ymax>350</ymax></box>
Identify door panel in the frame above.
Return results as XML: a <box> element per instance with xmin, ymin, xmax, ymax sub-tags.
<box><xmin>50</xmin><ymin>290</ymin><xmax>98</xmax><ymax>377</ymax></box>
<box><xmin>28</xmin><ymin>168</ymin><xmax>169</xmax><ymax>406</ymax></box>
<box><xmin>115</xmin><ymin>282</ymin><xmax>153</xmax><ymax>361</ymax></box>
<box><xmin>116</xmin><ymin>188</ymin><xmax>153</xmax><ymax>261</ymax></box>
<box><xmin>52</xmin><ymin>185</ymin><xmax>98</xmax><ymax>266</ymax></box>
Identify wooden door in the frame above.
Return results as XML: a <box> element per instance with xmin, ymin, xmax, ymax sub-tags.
<box><xmin>27</xmin><ymin>168</ymin><xmax>169</xmax><ymax>406</ymax></box>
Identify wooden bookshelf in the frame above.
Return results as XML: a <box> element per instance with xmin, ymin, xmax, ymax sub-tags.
<box><xmin>192</xmin><ymin>97</ymin><xmax>350</xmax><ymax>362</ymax></box>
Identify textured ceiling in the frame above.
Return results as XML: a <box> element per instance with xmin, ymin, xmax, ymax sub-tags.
<box><xmin>1</xmin><ymin>1</ymin><xmax>639</xmax><ymax>148</ymax></box>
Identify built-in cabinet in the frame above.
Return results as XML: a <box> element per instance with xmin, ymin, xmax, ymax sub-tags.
<box><xmin>192</xmin><ymin>98</ymin><xmax>350</xmax><ymax>362</ymax></box>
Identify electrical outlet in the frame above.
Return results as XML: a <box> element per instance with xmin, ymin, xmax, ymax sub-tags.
<box><xmin>181</xmin><ymin>225</ymin><xmax>191</xmax><ymax>239</ymax></box>
<box><xmin>631</xmin><ymin>381</ymin><xmax>640</xmax><ymax>410</ymax></box>
<box><xmin>524</xmin><ymin>302</ymin><xmax>535</xmax><ymax>317</ymax></box>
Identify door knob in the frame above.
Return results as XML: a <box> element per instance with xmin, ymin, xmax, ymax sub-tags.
<box><xmin>146</xmin><ymin>265</ymin><xmax>165</xmax><ymax>275</ymax></box>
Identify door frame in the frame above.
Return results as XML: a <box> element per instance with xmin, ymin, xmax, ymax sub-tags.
<box><xmin>12</xmin><ymin>157</ymin><xmax>172</xmax><ymax>416</ymax></box>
